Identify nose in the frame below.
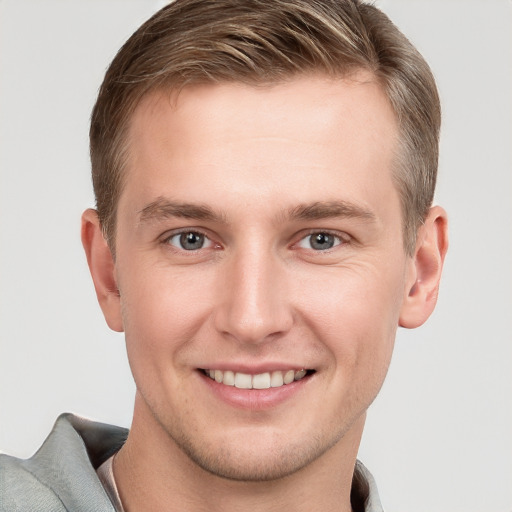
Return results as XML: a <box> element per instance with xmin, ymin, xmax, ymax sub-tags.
<box><xmin>213</xmin><ymin>246</ymin><xmax>293</xmax><ymax>344</ymax></box>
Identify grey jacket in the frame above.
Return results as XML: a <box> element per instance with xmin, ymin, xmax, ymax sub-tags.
<box><xmin>0</xmin><ymin>414</ymin><xmax>127</xmax><ymax>511</ymax></box>
<box><xmin>0</xmin><ymin>414</ymin><xmax>383</xmax><ymax>511</ymax></box>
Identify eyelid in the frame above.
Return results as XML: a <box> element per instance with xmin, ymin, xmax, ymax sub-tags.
<box><xmin>293</xmin><ymin>229</ymin><xmax>351</xmax><ymax>251</ymax></box>
<box><xmin>160</xmin><ymin>228</ymin><xmax>219</xmax><ymax>250</ymax></box>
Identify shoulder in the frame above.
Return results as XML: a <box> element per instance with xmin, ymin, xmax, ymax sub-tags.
<box><xmin>0</xmin><ymin>451</ymin><xmax>68</xmax><ymax>511</ymax></box>
<box><xmin>0</xmin><ymin>413</ymin><xmax>128</xmax><ymax>512</ymax></box>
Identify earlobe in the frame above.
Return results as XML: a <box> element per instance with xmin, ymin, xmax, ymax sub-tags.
<box><xmin>81</xmin><ymin>209</ymin><xmax>124</xmax><ymax>332</ymax></box>
<box><xmin>399</xmin><ymin>206</ymin><xmax>448</xmax><ymax>329</ymax></box>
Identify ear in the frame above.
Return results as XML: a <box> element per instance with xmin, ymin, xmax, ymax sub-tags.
<box><xmin>399</xmin><ymin>206</ymin><xmax>449</xmax><ymax>328</ymax></box>
<box><xmin>81</xmin><ymin>209</ymin><xmax>124</xmax><ymax>332</ymax></box>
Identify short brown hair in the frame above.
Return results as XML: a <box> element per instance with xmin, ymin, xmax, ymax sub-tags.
<box><xmin>90</xmin><ymin>0</ymin><xmax>440</xmax><ymax>255</ymax></box>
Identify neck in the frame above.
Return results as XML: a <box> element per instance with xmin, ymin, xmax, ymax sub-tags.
<box><xmin>114</xmin><ymin>394</ymin><xmax>365</xmax><ymax>512</ymax></box>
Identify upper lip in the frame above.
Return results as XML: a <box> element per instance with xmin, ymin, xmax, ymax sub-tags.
<box><xmin>198</xmin><ymin>363</ymin><xmax>313</xmax><ymax>374</ymax></box>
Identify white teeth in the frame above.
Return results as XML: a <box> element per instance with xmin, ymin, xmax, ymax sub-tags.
<box><xmin>283</xmin><ymin>370</ymin><xmax>295</xmax><ymax>385</ymax></box>
<box><xmin>270</xmin><ymin>371</ymin><xmax>284</xmax><ymax>388</ymax></box>
<box><xmin>234</xmin><ymin>372</ymin><xmax>252</xmax><ymax>389</ymax></box>
<box><xmin>252</xmin><ymin>372</ymin><xmax>271</xmax><ymax>389</ymax></box>
<box><xmin>223</xmin><ymin>370</ymin><xmax>235</xmax><ymax>386</ymax></box>
<box><xmin>204</xmin><ymin>369</ymin><xmax>309</xmax><ymax>389</ymax></box>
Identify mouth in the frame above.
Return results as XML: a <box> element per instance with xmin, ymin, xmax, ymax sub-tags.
<box><xmin>201</xmin><ymin>368</ymin><xmax>314</xmax><ymax>390</ymax></box>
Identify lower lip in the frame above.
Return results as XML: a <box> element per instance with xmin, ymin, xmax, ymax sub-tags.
<box><xmin>199</xmin><ymin>371</ymin><xmax>312</xmax><ymax>410</ymax></box>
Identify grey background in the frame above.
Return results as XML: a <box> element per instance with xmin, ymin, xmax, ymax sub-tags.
<box><xmin>0</xmin><ymin>1</ymin><xmax>510</xmax><ymax>510</ymax></box>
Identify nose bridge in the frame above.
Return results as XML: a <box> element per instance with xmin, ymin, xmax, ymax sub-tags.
<box><xmin>215</xmin><ymin>241</ymin><xmax>292</xmax><ymax>343</ymax></box>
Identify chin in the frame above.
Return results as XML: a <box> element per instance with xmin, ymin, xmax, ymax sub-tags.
<box><xmin>168</xmin><ymin>424</ymin><xmax>342</xmax><ymax>482</ymax></box>
<box><xmin>181</xmin><ymin>444</ymin><xmax>323</xmax><ymax>482</ymax></box>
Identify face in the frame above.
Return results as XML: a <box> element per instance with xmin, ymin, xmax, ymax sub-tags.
<box><xmin>108</xmin><ymin>75</ymin><xmax>415</xmax><ymax>480</ymax></box>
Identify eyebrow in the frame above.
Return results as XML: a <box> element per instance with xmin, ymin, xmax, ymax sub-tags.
<box><xmin>138</xmin><ymin>197</ymin><xmax>226</xmax><ymax>224</ymax></box>
<box><xmin>287</xmin><ymin>201</ymin><xmax>376</xmax><ymax>222</ymax></box>
<box><xmin>138</xmin><ymin>197</ymin><xmax>376</xmax><ymax>226</ymax></box>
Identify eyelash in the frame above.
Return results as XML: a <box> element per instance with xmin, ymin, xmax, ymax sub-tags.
<box><xmin>160</xmin><ymin>228</ymin><xmax>350</xmax><ymax>254</ymax></box>
<box><xmin>293</xmin><ymin>230</ymin><xmax>349</xmax><ymax>252</ymax></box>
<box><xmin>161</xmin><ymin>229</ymin><xmax>217</xmax><ymax>252</ymax></box>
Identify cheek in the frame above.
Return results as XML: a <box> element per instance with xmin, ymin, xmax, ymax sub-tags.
<box><xmin>296</xmin><ymin>262</ymin><xmax>404</xmax><ymax>370</ymax></box>
<box><xmin>118</xmin><ymin>262</ymin><xmax>215</xmax><ymax>374</ymax></box>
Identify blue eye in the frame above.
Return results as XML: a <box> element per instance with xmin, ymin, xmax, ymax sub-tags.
<box><xmin>297</xmin><ymin>232</ymin><xmax>342</xmax><ymax>251</ymax></box>
<box><xmin>167</xmin><ymin>231</ymin><xmax>212</xmax><ymax>251</ymax></box>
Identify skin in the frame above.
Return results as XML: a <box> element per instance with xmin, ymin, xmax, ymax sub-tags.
<box><xmin>82</xmin><ymin>74</ymin><xmax>448</xmax><ymax>511</ymax></box>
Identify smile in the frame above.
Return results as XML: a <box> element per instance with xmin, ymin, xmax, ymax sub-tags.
<box><xmin>202</xmin><ymin>369</ymin><xmax>311</xmax><ymax>389</ymax></box>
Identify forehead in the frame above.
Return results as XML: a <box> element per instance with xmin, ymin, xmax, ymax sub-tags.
<box><xmin>121</xmin><ymin>74</ymin><xmax>399</xmax><ymax>220</ymax></box>
<box><xmin>130</xmin><ymin>73</ymin><xmax>396</xmax><ymax>148</ymax></box>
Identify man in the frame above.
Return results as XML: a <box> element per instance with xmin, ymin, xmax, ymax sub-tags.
<box><xmin>0</xmin><ymin>0</ymin><xmax>448</xmax><ymax>510</ymax></box>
